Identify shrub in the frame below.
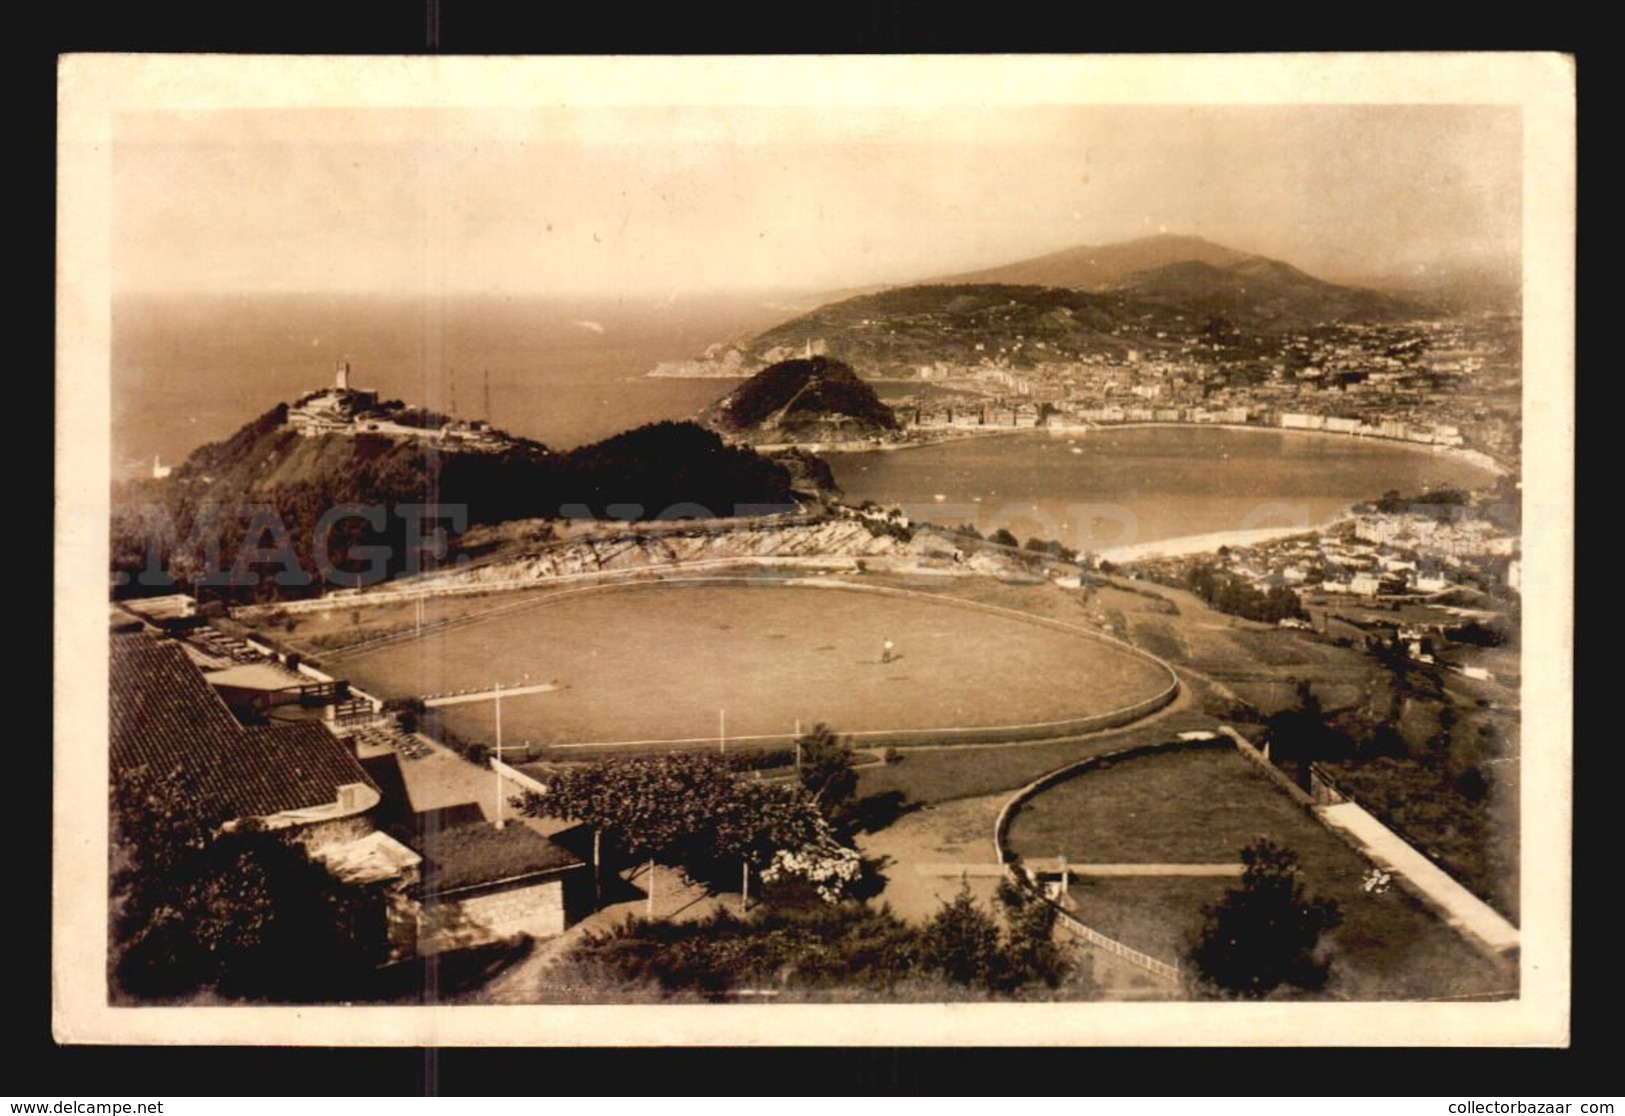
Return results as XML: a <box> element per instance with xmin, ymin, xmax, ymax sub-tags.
<box><xmin>916</xmin><ymin>885</ymin><xmax>1003</xmax><ymax>987</ymax></box>
<box><xmin>1189</xmin><ymin>838</ymin><xmax>1342</xmax><ymax>998</ymax></box>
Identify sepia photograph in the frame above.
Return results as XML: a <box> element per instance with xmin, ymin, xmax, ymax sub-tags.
<box><xmin>55</xmin><ymin>53</ymin><xmax>1574</xmax><ymax>1046</ymax></box>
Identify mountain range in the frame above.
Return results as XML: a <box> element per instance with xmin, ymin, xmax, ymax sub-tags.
<box><xmin>708</xmin><ymin>235</ymin><xmax>1439</xmax><ymax>379</ymax></box>
<box><xmin>921</xmin><ymin>233</ymin><xmax>1256</xmax><ymax>290</ymax></box>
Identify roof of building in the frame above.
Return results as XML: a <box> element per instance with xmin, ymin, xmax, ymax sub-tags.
<box><xmin>316</xmin><ymin>830</ymin><xmax>422</xmax><ymax>886</ymax></box>
<box><xmin>110</xmin><ymin>630</ymin><xmax>379</xmax><ymax>823</ymax></box>
<box><xmin>116</xmin><ymin>594</ymin><xmax>194</xmax><ymax>622</ymax></box>
<box><xmin>415</xmin><ymin>804</ymin><xmax>584</xmax><ymax>897</ymax></box>
<box><xmin>203</xmin><ymin>662</ymin><xmax>306</xmax><ymax>692</ymax></box>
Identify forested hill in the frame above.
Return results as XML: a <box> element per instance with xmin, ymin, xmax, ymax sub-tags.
<box><xmin>736</xmin><ymin>270</ymin><xmax>1415</xmax><ymax>379</ymax></box>
<box><xmin>112</xmin><ymin>410</ymin><xmax>798</xmax><ymax>603</ymax></box>
<box><xmin>742</xmin><ymin>284</ymin><xmax>1142</xmax><ymax>375</ymax></box>
<box><xmin>701</xmin><ymin>356</ymin><xmax>899</xmax><ymax>444</ymax></box>
<box><xmin>1110</xmin><ymin>258</ymin><xmax>1411</xmax><ymax>326</ymax></box>
<box><xmin>920</xmin><ymin>233</ymin><xmax>1255</xmax><ymax>290</ymax></box>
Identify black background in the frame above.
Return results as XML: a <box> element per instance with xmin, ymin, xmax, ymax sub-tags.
<box><xmin>31</xmin><ymin>2</ymin><xmax>1592</xmax><ymax>1098</ymax></box>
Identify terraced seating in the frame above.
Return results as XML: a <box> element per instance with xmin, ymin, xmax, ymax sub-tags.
<box><xmin>342</xmin><ymin>719</ymin><xmax>436</xmax><ymax>762</ymax></box>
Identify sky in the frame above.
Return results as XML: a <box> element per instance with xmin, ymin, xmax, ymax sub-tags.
<box><xmin>112</xmin><ymin>102</ymin><xmax>1522</xmax><ymax>298</ymax></box>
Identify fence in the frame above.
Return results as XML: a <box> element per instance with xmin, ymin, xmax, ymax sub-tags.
<box><xmin>1218</xmin><ymin>725</ymin><xmax>1319</xmax><ymax>810</ymax></box>
<box><xmin>243</xmin><ymin>637</ymin><xmax>385</xmax><ymax>717</ymax></box>
<box><xmin>989</xmin><ymin>736</ymin><xmax>1238</xmax><ymax>987</ymax></box>
<box><xmin>1053</xmin><ymin>907</ymin><xmax>1182</xmax><ymax>984</ymax></box>
<box><xmin>1307</xmin><ymin>763</ymin><xmax>1350</xmax><ymax>806</ymax></box>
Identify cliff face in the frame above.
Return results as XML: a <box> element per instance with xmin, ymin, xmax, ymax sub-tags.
<box><xmin>701</xmin><ymin>356</ymin><xmax>899</xmax><ymax>444</ymax></box>
<box><xmin>260</xmin><ymin>518</ymin><xmax>1037</xmax><ymax>617</ymax></box>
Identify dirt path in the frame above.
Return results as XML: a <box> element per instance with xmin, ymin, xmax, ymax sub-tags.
<box><xmin>856</xmin><ymin>794</ymin><xmax>1009</xmax><ymax>923</ymax></box>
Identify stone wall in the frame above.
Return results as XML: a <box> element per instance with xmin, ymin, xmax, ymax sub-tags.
<box><xmin>421</xmin><ymin>878</ymin><xmax>567</xmax><ymax>954</ymax></box>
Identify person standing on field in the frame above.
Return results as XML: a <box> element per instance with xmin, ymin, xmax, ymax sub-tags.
<box><xmin>881</xmin><ymin>636</ymin><xmax>895</xmax><ymax>664</ymax></box>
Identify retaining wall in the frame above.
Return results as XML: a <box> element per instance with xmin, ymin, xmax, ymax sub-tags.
<box><xmin>1218</xmin><ymin>725</ymin><xmax>1517</xmax><ymax>962</ymax></box>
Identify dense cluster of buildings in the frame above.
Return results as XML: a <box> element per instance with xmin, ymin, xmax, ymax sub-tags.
<box><xmin>110</xmin><ymin>598</ymin><xmax>586</xmax><ymax>975</ymax></box>
<box><xmin>1126</xmin><ymin>502</ymin><xmax>1519</xmax><ymax>606</ymax></box>
<box><xmin>1352</xmin><ymin>511</ymin><xmax>1520</xmax><ymax>562</ymax></box>
<box><xmin>887</xmin><ymin>315</ymin><xmax>1519</xmax><ymax>467</ymax></box>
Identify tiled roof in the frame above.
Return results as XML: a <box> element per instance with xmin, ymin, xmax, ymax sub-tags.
<box><xmin>110</xmin><ymin>631</ymin><xmax>378</xmax><ymax>822</ymax></box>
<box><xmin>414</xmin><ymin>805</ymin><xmax>583</xmax><ymax>897</ymax></box>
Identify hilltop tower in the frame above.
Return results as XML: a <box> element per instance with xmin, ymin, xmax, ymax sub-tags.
<box><xmin>335</xmin><ymin>359</ymin><xmax>351</xmax><ymax>392</ymax></box>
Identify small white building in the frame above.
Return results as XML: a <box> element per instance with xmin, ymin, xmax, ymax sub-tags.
<box><xmin>1348</xmin><ymin>572</ymin><xmax>1383</xmax><ymax>597</ymax></box>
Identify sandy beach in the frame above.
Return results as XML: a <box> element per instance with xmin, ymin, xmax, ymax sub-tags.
<box><xmin>1095</xmin><ymin>518</ymin><xmax>1347</xmax><ymax>564</ymax></box>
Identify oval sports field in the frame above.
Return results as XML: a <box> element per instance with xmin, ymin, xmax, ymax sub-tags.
<box><xmin>337</xmin><ymin>578</ymin><xmax>1179</xmax><ymax>750</ymax></box>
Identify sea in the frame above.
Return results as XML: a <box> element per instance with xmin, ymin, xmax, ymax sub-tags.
<box><xmin>111</xmin><ymin>293</ymin><xmax>1500</xmax><ymax>553</ymax></box>
<box><xmin>111</xmin><ymin>292</ymin><xmax>779</xmax><ymax>476</ymax></box>
<box><xmin>827</xmin><ymin>426</ymin><xmax>1500</xmax><ymax>556</ymax></box>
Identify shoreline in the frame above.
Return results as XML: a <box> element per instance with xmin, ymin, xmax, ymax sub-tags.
<box><xmin>781</xmin><ymin>419</ymin><xmax>1511</xmax><ymax>475</ymax></box>
<box><xmin>1093</xmin><ymin>517</ymin><xmax>1351</xmax><ymax>564</ymax></box>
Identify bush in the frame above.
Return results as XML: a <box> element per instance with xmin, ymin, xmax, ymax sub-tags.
<box><xmin>1189</xmin><ymin>838</ymin><xmax>1342</xmax><ymax>998</ymax></box>
<box><xmin>995</xmin><ymin>880</ymin><xmax>1068</xmax><ymax>990</ymax></box>
<box><xmin>916</xmin><ymin>885</ymin><xmax>1003</xmax><ymax>987</ymax></box>
<box><xmin>726</xmin><ymin>748</ymin><xmax>796</xmax><ymax>772</ymax></box>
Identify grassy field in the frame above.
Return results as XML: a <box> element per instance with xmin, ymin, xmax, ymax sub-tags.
<box><xmin>1081</xmin><ymin>578</ymin><xmax>1381</xmax><ymax>716</ymax></box>
<box><xmin>1007</xmin><ymin>746</ymin><xmax>1311</xmax><ymax>863</ymax></box>
<box><xmin>331</xmin><ymin>580</ymin><xmax>1173</xmax><ymax>748</ymax></box>
<box><xmin>1004</xmin><ymin>743</ymin><xmax>1514</xmax><ymax>1000</ymax></box>
<box><xmin>853</xmin><ymin>701</ymin><xmax>1216</xmax><ymax>808</ymax></box>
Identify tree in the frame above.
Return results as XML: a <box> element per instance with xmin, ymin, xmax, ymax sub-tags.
<box><xmin>1025</xmin><ymin>537</ymin><xmax>1078</xmax><ymax>562</ymax></box>
<box><xmin>918</xmin><ymin>884</ymin><xmax>1002</xmax><ymax>987</ymax></box>
<box><xmin>796</xmin><ymin>723</ymin><xmax>859</xmax><ymax>830</ymax></box>
<box><xmin>987</xmin><ymin>527</ymin><xmax>1019</xmax><ymax>550</ymax></box>
<box><xmin>521</xmin><ymin>751</ymin><xmax>864</xmax><ymax>901</ymax></box>
<box><xmin>1264</xmin><ymin>679</ymin><xmax>1348</xmax><ymax>766</ymax></box>
<box><xmin>522</xmin><ymin>752</ymin><xmax>735</xmax><ymax>864</ymax></box>
<box><xmin>110</xmin><ymin>765</ymin><xmax>386</xmax><ymax>1002</ymax></box>
<box><xmin>994</xmin><ymin>879</ymin><xmax>1068</xmax><ymax>990</ymax></box>
<box><xmin>1189</xmin><ymin>838</ymin><xmax>1343</xmax><ymax>998</ymax></box>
